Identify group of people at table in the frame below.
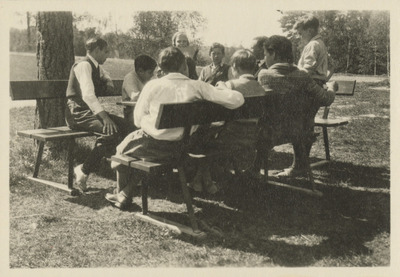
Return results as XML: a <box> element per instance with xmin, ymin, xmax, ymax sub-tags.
<box><xmin>65</xmin><ymin>15</ymin><xmax>338</xmax><ymax>209</ymax></box>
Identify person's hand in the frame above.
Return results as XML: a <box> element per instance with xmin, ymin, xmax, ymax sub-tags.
<box><xmin>327</xmin><ymin>81</ymin><xmax>339</xmax><ymax>92</ymax></box>
<box><xmin>98</xmin><ymin>111</ymin><xmax>118</xmax><ymax>135</ymax></box>
<box><xmin>215</xmin><ymin>81</ymin><xmax>227</xmax><ymax>88</ymax></box>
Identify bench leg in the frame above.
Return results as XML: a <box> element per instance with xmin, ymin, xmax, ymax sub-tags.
<box><xmin>177</xmin><ymin>166</ymin><xmax>199</xmax><ymax>232</ymax></box>
<box><xmin>67</xmin><ymin>139</ymin><xmax>75</xmax><ymax>190</ymax></box>
<box><xmin>33</xmin><ymin>141</ymin><xmax>45</xmax><ymax>178</ymax></box>
<box><xmin>142</xmin><ymin>175</ymin><xmax>149</xmax><ymax>215</ymax></box>
<box><xmin>301</xmin><ymin>142</ymin><xmax>316</xmax><ymax>191</ymax></box>
<box><xmin>263</xmin><ymin>148</ymin><xmax>269</xmax><ymax>184</ymax></box>
<box><xmin>322</xmin><ymin>127</ymin><xmax>331</xmax><ymax>161</ymax></box>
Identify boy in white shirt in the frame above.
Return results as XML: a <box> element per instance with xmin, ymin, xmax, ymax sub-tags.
<box><xmin>121</xmin><ymin>54</ymin><xmax>157</xmax><ymax>125</ymax></box>
<box><xmin>105</xmin><ymin>46</ymin><xmax>244</xmax><ymax>209</ymax></box>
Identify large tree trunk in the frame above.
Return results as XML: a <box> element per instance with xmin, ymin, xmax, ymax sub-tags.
<box><xmin>35</xmin><ymin>11</ymin><xmax>74</xmax><ymax>129</ymax></box>
<box><xmin>35</xmin><ymin>12</ymin><xmax>74</xmax><ymax>157</ymax></box>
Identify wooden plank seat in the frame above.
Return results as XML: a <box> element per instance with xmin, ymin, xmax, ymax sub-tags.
<box><xmin>312</xmin><ymin>80</ymin><xmax>356</xmax><ymax>167</ymax></box>
<box><xmin>10</xmin><ymin>79</ymin><xmax>123</xmax><ymax>195</ymax></box>
<box><xmin>17</xmin><ymin>126</ymin><xmax>93</xmax><ymax>141</ymax></box>
<box><xmin>111</xmin><ymin>95</ymin><xmax>268</xmax><ymax>237</ymax></box>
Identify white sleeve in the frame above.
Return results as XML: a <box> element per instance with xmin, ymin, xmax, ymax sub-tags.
<box><xmin>133</xmin><ymin>83</ymin><xmax>152</xmax><ymax>128</ymax></box>
<box><xmin>301</xmin><ymin>44</ymin><xmax>318</xmax><ymax>72</ymax></box>
<box><xmin>199</xmin><ymin>82</ymin><xmax>244</xmax><ymax>109</ymax></box>
<box><xmin>74</xmin><ymin>62</ymin><xmax>104</xmax><ymax>114</ymax></box>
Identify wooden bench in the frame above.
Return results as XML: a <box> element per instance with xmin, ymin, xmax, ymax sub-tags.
<box><xmin>110</xmin><ymin>91</ymin><xmax>325</xmax><ymax>237</ymax></box>
<box><xmin>312</xmin><ymin>80</ymin><xmax>356</xmax><ymax>167</ymax></box>
<box><xmin>110</xmin><ymin>95</ymin><xmax>267</xmax><ymax>238</ymax></box>
<box><xmin>10</xmin><ymin>79</ymin><xmax>123</xmax><ymax>195</ymax></box>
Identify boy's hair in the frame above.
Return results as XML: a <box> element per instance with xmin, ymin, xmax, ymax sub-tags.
<box><xmin>252</xmin><ymin>36</ymin><xmax>269</xmax><ymax>51</ymax></box>
<box><xmin>134</xmin><ymin>54</ymin><xmax>157</xmax><ymax>72</ymax></box>
<box><xmin>294</xmin><ymin>15</ymin><xmax>320</xmax><ymax>32</ymax></box>
<box><xmin>85</xmin><ymin>37</ymin><xmax>108</xmax><ymax>52</ymax></box>
<box><xmin>172</xmin><ymin>32</ymin><xmax>189</xmax><ymax>46</ymax></box>
<box><xmin>230</xmin><ymin>49</ymin><xmax>256</xmax><ymax>72</ymax></box>
<box><xmin>209</xmin><ymin>42</ymin><xmax>225</xmax><ymax>55</ymax></box>
<box><xmin>251</xmin><ymin>36</ymin><xmax>269</xmax><ymax>60</ymax></box>
<box><xmin>158</xmin><ymin>47</ymin><xmax>186</xmax><ymax>73</ymax></box>
<box><xmin>263</xmin><ymin>35</ymin><xmax>294</xmax><ymax>64</ymax></box>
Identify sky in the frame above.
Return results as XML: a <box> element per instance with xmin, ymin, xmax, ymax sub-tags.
<box><xmin>6</xmin><ymin>0</ymin><xmax>286</xmax><ymax>48</ymax></box>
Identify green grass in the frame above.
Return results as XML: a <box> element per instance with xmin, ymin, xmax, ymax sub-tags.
<box><xmin>9</xmin><ymin>53</ymin><xmax>390</xmax><ymax>268</ymax></box>
<box><xmin>10</xmin><ymin>52</ymin><xmax>134</xmax><ymax>80</ymax></box>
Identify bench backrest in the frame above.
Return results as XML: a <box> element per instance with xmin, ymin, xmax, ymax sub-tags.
<box><xmin>10</xmin><ymin>80</ymin><xmax>123</xmax><ymax>101</ymax></box>
<box><xmin>322</xmin><ymin>80</ymin><xmax>356</xmax><ymax>119</ymax></box>
<box><xmin>155</xmin><ymin>92</ymin><xmax>313</xmax><ymax>147</ymax></box>
<box><xmin>155</xmin><ymin>94</ymin><xmax>269</xmax><ymax>129</ymax></box>
<box><xmin>335</xmin><ymin>80</ymin><xmax>356</xmax><ymax>96</ymax></box>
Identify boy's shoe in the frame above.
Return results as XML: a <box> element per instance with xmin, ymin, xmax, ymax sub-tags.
<box><xmin>204</xmin><ymin>180</ymin><xmax>219</xmax><ymax>194</ymax></box>
<box><xmin>74</xmin><ymin>164</ymin><xmax>89</xmax><ymax>192</ymax></box>
<box><xmin>105</xmin><ymin>193</ymin><xmax>131</xmax><ymax>210</ymax></box>
<box><xmin>276</xmin><ymin>167</ymin><xmax>307</xmax><ymax>178</ymax></box>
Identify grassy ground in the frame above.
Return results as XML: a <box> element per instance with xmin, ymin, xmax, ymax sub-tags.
<box><xmin>9</xmin><ymin>53</ymin><xmax>390</xmax><ymax>268</ymax></box>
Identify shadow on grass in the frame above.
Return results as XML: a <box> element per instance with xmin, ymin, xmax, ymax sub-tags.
<box><xmin>65</xmin><ymin>188</ymin><xmax>111</xmax><ymax>210</ymax></box>
<box><xmin>139</xmin><ymin>151</ymin><xmax>389</xmax><ymax>266</ymax></box>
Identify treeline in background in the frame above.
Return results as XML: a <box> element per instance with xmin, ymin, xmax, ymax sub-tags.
<box><xmin>10</xmin><ymin>10</ymin><xmax>389</xmax><ymax>75</ymax></box>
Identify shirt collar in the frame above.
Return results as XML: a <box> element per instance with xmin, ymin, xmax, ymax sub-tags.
<box><xmin>163</xmin><ymin>72</ymin><xmax>190</xmax><ymax>80</ymax></box>
<box><xmin>268</xmin><ymin>63</ymin><xmax>292</xmax><ymax>70</ymax></box>
<box><xmin>211</xmin><ymin>62</ymin><xmax>224</xmax><ymax>69</ymax></box>
<box><xmin>87</xmin><ymin>54</ymin><xmax>99</xmax><ymax>68</ymax></box>
<box><xmin>310</xmin><ymin>34</ymin><xmax>322</xmax><ymax>42</ymax></box>
<box><xmin>239</xmin><ymin>74</ymin><xmax>256</xmax><ymax>80</ymax></box>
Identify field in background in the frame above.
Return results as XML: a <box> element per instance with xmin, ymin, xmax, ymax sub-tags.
<box><xmin>8</xmin><ymin>52</ymin><xmax>390</xmax><ymax>267</ymax></box>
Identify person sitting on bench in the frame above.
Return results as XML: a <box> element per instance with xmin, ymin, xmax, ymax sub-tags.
<box><xmin>256</xmin><ymin>35</ymin><xmax>338</xmax><ymax>177</ymax></box>
<box><xmin>206</xmin><ymin>49</ymin><xmax>266</xmax><ymax>179</ymax></box>
<box><xmin>65</xmin><ymin>37</ymin><xmax>132</xmax><ymax>193</ymax></box>
<box><xmin>250</xmin><ymin>36</ymin><xmax>269</xmax><ymax>80</ymax></box>
<box><xmin>105</xmin><ymin>46</ymin><xmax>244</xmax><ymax>210</ymax></box>
<box><xmin>199</xmin><ymin>42</ymin><xmax>233</xmax><ymax>86</ymax></box>
<box><xmin>122</xmin><ymin>54</ymin><xmax>157</xmax><ymax>125</ymax></box>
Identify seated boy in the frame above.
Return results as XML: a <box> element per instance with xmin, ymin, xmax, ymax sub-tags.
<box><xmin>215</xmin><ymin>49</ymin><xmax>266</xmax><ymax>164</ymax></box>
<box><xmin>121</xmin><ymin>54</ymin><xmax>157</xmax><ymax>125</ymax></box>
<box><xmin>189</xmin><ymin>49</ymin><xmax>267</xmax><ymax>192</ymax></box>
<box><xmin>105</xmin><ymin>46</ymin><xmax>244</xmax><ymax>209</ymax></box>
<box><xmin>199</xmin><ymin>42</ymin><xmax>233</xmax><ymax>86</ymax></box>
<box><xmin>256</xmin><ymin>35</ymin><xmax>338</xmax><ymax>177</ymax></box>
<box><xmin>250</xmin><ymin>36</ymin><xmax>269</xmax><ymax>80</ymax></box>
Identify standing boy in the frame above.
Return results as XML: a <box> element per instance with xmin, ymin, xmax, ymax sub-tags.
<box><xmin>294</xmin><ymin>15</ymin><xmax>329</xmax><ymax>86</ymax></box>
<box><xmin>199</xmin><ymin>42</ymin><xmax>233</xmax><ymax>86</ymax></box>
<box><xmin>122</xmin><ymin>54</ymin><xmax>157</xmax><ymax>125</ymax></box>
<box><xmin>65</xmin><ymin>37</ymin><xmax>131</xmax><ymax>192</ymax></box>
<box><xmin>106</xmin><ymin>46</ymin><xmax>244</xmax><ymax>209</ymax></box>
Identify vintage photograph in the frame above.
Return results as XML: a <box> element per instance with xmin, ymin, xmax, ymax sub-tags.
<box><xmin>5</xmin><ymin>0</ymin><xmax>395</xmax><ymax>275</ymax></box>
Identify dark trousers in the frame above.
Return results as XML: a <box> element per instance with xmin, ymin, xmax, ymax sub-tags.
<box><xmin>66</xmin><ymin>98</ymin><xmax>134</xmax><ymax>175</ymax></box>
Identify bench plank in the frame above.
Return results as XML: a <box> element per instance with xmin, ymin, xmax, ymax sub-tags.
<box><xmin>10</xmin><ymin>79</ymin><xmax>123</xmax><ymax>100</ymax></box>
<box><xmin>111</xmin><ymin>155</ymin><xmax>171</xmax><ymax>174</ymax></box>
<box><xmin>334</xmin><ymin>80</ymin><xmax>356</xmax><ymax>96</ymax></box>
<box><xmin>315</xmin><ymin>118</ymin><xmax>349</xmax><ymax>127</ymax></box>
<box><xmin>17</xmin><ymin>126</ymin><xmax>93</xmax><ymax>141</ymax></box>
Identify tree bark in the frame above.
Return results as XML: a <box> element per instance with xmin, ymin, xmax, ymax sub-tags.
<box><xmin>35</xmin><ymin>11</ymin><xmax>74</xmax><ymax>130</ymax></box>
